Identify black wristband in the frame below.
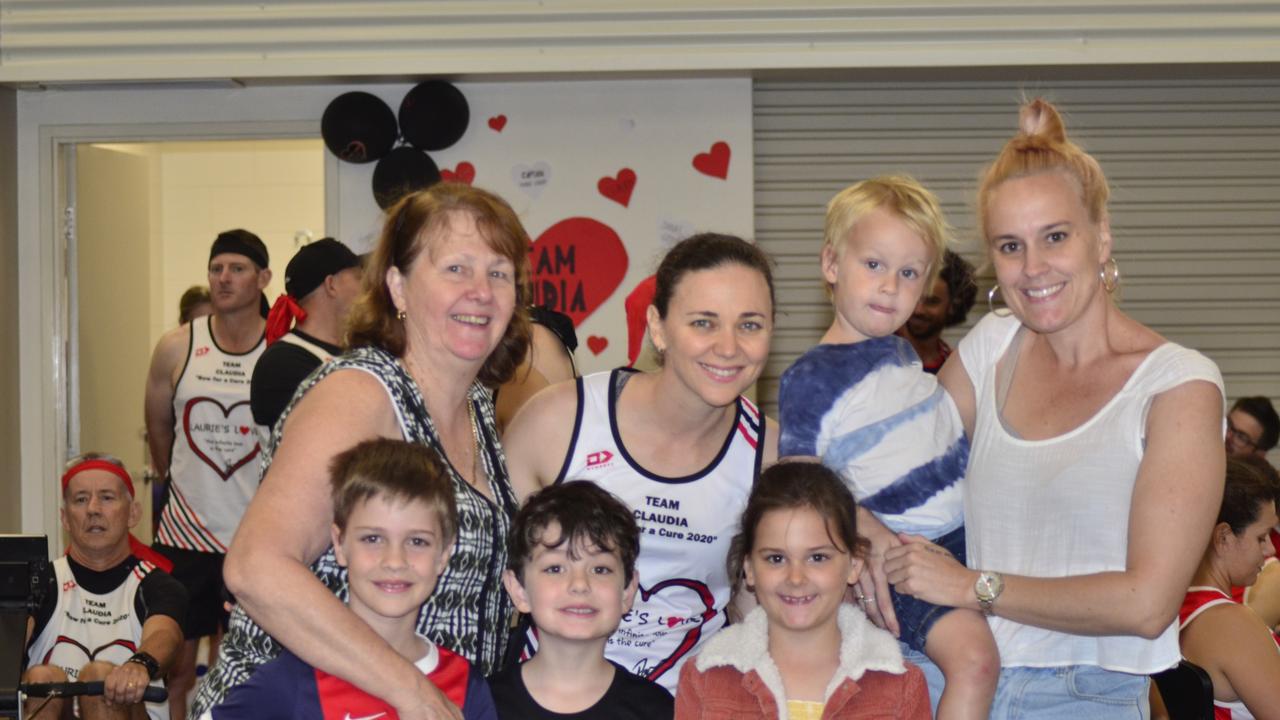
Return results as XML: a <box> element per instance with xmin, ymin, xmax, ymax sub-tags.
<box><xmin>126</xmin><ymin>651</ymin><xmax>160</xmax><ymax>680</ymax></box>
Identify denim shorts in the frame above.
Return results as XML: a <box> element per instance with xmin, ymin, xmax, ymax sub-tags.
<box><xmin>903</xmin><ymin>646</ymin><xmax>1150</xmax><ymax>719</ymax></box>
<box><xmin>890</xmin><ymin>525</ymin><xmax>966</xmax><ymax>653</ymax></box>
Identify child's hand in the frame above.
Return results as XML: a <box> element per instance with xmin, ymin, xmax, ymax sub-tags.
<box><xmin>884</xmin><ymin>533</ymin><xmax>976</xmax><ymax>609</ymax></box>
<box><xmin>856</xmin><ymin>509</ymin><xmax>903</xmax><ymax>636</ymax></box>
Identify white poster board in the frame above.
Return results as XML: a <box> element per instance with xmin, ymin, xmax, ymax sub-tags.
<box><xmin>332</xmin><ymin>78</ymin><xmax>753</xmax><ymax>373</ymax></box>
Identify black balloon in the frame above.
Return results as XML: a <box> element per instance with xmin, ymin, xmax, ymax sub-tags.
<box><xmin>371</xmin><ymin>146</ymin><xmax>441</xmax><ymax>210</ymax></box>
<box><xmin>321</xmin><ymin>92</ymin><xmax>397</xmax><ymax>164</ymax></box>
<box><xmin>399</xmin><ymin>81</ymin><xmax>470</xmax><ymax>152</ymax></box>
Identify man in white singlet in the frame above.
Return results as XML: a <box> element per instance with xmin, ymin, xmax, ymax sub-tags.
<box><xmin>24</xmin><ymin>455</ymin><xmax>187</xmax><ymax>720</ymax></box>
<box><xmin>143</xmin><ymin>229</ymin><xmax>271</xmax><ymax>720</ymax></box>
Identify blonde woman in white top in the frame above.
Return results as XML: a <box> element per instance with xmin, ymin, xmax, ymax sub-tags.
<box><xmin>879</xmin><ymin>98</ymin><xmax>1225</xmax><ymax>718</ymax></box>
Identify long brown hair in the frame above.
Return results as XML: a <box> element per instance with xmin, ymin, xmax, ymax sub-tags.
<box><xmin>346</xmin><ymin>182</ymin><xmax>532</xmax><ymax>388</ymax></box>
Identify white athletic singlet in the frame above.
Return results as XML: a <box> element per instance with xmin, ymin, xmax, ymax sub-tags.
<box><xmin>254</xmin><ymin>330</ymin><xmax>336</xmax><ymax>446</ymax></box>
<box><xmin>27</xmin><ymin>558</ymin><xmax>169</xmax><ymax>720</ymax></box>
<box><xmin>557</xmin><ymin>368</ymin><xmax>764</xmax><ymax>694</ymax></box>
<box><xmin>279</xmin><ymin>330</ymin><xmax>334</xmax><ymax>362</ymax></box>
<box><xmin>157</xmin><ymin>315</ymin><xmax>265</xmax><ymax>553</ymax></box>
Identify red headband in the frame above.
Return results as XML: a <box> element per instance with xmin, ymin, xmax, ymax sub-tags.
<box><xmin>61</xmin><ymin>459</ymin><xmax>135</xmax><ymax>498</ymax></box>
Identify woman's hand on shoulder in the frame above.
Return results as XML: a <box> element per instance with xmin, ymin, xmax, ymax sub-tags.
<box><xmin>389</xmin><ymin>676</ymin><xmax>465</xmax><ymax>720</ymax></box>
<box><xmin>502</xmin><ymin>377</ymin><xmax>579</xmax><ymax>503</ymax></box>
<box><xmin>884</xmin><ymin>533</ymin><xmax>977</xmax><ymax>612</ymax></box>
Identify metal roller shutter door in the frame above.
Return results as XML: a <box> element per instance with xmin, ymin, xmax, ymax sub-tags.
<box><xmin>754</xmin><ymin>78</ymin><xmax>1280</xmax><ymax>442</ymax></box>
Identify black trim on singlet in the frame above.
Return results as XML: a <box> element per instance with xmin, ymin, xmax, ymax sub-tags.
<box><xmin>606</xmin><ymin>367</ymin><xmax>745</xmax><ymax>485</ymax></box>
<box><xmin>552</xmin><ymin>375</ymin><xmax>587</xmax><ymax>484</ymax></box>
<box><xmin>207</xmin><ymin>314</ymin><xmax>266</xmax><ymax>357</ymax></box>
<box><xmin>752</xmin><ymin>410</ymin><xmax>767</xmax><ymax>480</ymax></box>
<box><xmin>171</xmin><ymin>317</ymin><xmax>198</xmax><ymax>393</ymax></box>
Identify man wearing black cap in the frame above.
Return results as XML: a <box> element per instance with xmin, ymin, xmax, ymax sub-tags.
<box><xmin>251</xmin><ymin>238</ymin><xmax>362</xmax><ymax>437</ymax></box>
<box><xmin>143</xmin><ymin>229</ymin><xmax>271</xmax><ymax>720</ymax></box>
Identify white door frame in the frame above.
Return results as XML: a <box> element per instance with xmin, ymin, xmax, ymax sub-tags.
<box><xmin>24</xmin><ymin>120</ymin><xmax>332</xmax><ymax>547</ymax></box>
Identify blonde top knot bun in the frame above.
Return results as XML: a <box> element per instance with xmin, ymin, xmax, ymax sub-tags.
<box><xmin>977</xmin><ymin>98</ymin><xmax>1111</xmax><ymax>242</ymax></box>
<box><xmin>1017</xmin><ymin>98</ymin><xmax>1068</xmax><ymax>144</ymax></box>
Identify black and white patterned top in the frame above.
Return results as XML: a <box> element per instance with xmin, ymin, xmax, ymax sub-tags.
<box><xmin>190</xmin><ymin>346</ymin><xmax>518</xmax><ymax>716</ymax></box>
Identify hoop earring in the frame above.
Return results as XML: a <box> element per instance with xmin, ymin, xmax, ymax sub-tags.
<box><xmin>987</xmin><ymin>285</ymin><xmax>1014</xmax><ymax>317</ymax></box>
<box><xmin>397</xmin><ymin>310</ymin><xmax>407</xmax><ymax>321</ymax></box>
<box><xmin>1100</xmin><ymin>257</ymin><xmax>1120</xmax><ymax>293</ymax></box>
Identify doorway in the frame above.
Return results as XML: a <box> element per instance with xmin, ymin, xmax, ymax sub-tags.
<box><xmin>71</xmin><ymin>139</ymin><xmax>325</xmax><ymax>544</ymax></box>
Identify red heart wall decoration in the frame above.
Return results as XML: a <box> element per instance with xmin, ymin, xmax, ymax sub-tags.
<box><xmin>587</xmin><ymin>336</ymin><xmax>609</xmax><ymax>355</ymax></box>
<box><xmin>597</xmin><ymin>168</ymin><xmax>637</xmax><ymax>207</ymax></box>
<box><xmin>692</xmin><ymin>141</ymin><xmax>731</xmax><ymax>179</ymax></box>
<box><xmin>488</xmin><ymin>115</ymin><xmax>507</xmax><ymax>132</ymax></box>
<box><xmin>441</xmin><ymin>161</ymin><xmax>476</xmax><ymax>185</ymax></box>
<box><xmin>530</xmin><ymin>217</ymin><xmax>629</xmax><ymax>327</ymax></box>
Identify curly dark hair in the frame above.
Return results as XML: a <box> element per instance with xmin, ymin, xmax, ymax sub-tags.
<box><xmin>938</xmin><ymin>250</ymin><xmax>977</xmax><ymax>327</ymax></box>
<box><xmin>508</xmin><ymin>481</ymin><xmax>640</xmax><ymax>586</ymax></box>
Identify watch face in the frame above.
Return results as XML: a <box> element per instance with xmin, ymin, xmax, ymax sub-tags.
<box><xmin>977</xmin><ymin>572</ymin><xmax>1003</xmax><ymax>601</ymax></box>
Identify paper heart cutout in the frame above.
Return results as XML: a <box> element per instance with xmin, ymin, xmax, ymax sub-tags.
<box><xmin>530</xmin><ymin>217</ymin><xmax>628</xmax><ymax>327</ymax></box>
<box><xmin>512</xmin><ymin>161</ymin><xmax>551</xmax><ymax>199</ymax></box>
<box><xmin>634</xmin><ymin>578</ymin><xmax>717</xmax><ymax>684</ymax></box>
<box><xmin>587</xmin><ymin>336</ymin><xmax>609</xmax><ymax>355</ymax></box>
<box><xmin>488</xmin><ymin>115</ymin><xmax>507</xmax><ymax>132</ymax></box>
<box><xmin>597</xmin><ymin>168</ymin><xmax>636</xmax><ymax>207</ymax></box>
<box><xmin>441</xmin><ymin>161</ymin><xmax>476</xmax><ymax>185</ymax></box>
<box><xmin>692</xmin><ymin>141</ymin><xmax>731</xmax><ymax>180</ymax></box>
<box><xmin>182</xmin><ymin>397</ymin><xmax>260</xmax><ymax>481</ymax></box>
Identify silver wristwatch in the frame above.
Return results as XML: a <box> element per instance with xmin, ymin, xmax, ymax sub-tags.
<box><xmin>975</xmin><ymin>571</ymin><xmax>1004</xmax><ymax>617</ymax></box>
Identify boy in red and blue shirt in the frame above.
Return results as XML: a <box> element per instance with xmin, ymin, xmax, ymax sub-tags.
<box><xmin>202</xmin><ymin>439</ymin><xmax>495</xmax><ymax>720</ymax></box>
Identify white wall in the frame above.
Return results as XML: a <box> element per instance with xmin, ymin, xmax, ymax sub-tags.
<box><xmin>154</xmin><ymin>140</ymin><xmax>325</xmax><ymax>332</ymax></box>
<box><xmin>15</xmin><ymin>79</ymin><xmax>751</xmax><ymax>536</ymax></box>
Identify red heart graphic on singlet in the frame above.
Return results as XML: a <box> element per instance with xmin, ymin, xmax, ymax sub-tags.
<box><xmin>488</xmin><ymin>115</ymin><xmax>507</xmax><ymax>132</ymax></box>
<box><xmin>597</xmin><ymin>168</ymin><xmax>636</xmax><ymax>207</ymax></box>
<box><xmin>633</xmin><ymin>578</ymin><xmax>717</xmax><ymax>683</ymax></box>
<box><xmin>43</xmin><ymin>635</ymin><xmax>138</xmax><ymax>667</ymax></box>
<box><xmin>183</xmin><ymin>397</ymin><xmax>260</xmax><ymax>481</ymax></box>
<box><xmin>529</xmin><ymin>217</ymin><xmax>628</xmax><ymax>327</ymax></box>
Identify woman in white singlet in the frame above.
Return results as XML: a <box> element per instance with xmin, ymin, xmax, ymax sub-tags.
<box><xmin>879</xmin><ymin>99</ymin><xmax>1225</xmax><ymax>718</ymax></box>
<box><xmin>504</xmin><ymin>233</ymin><xmax>780</xmax><ymax>694</ymax></box>
<box><xmin>1178</xmin><ymin>456</ymin><xmax>1280</xmax><ymax>720</ymax></box>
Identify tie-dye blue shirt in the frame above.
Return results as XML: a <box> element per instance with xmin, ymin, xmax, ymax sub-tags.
<box><xmin>778</xmin><ymin>336</ymin><xmax>968</xmax><ymax>538</ymax></box>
